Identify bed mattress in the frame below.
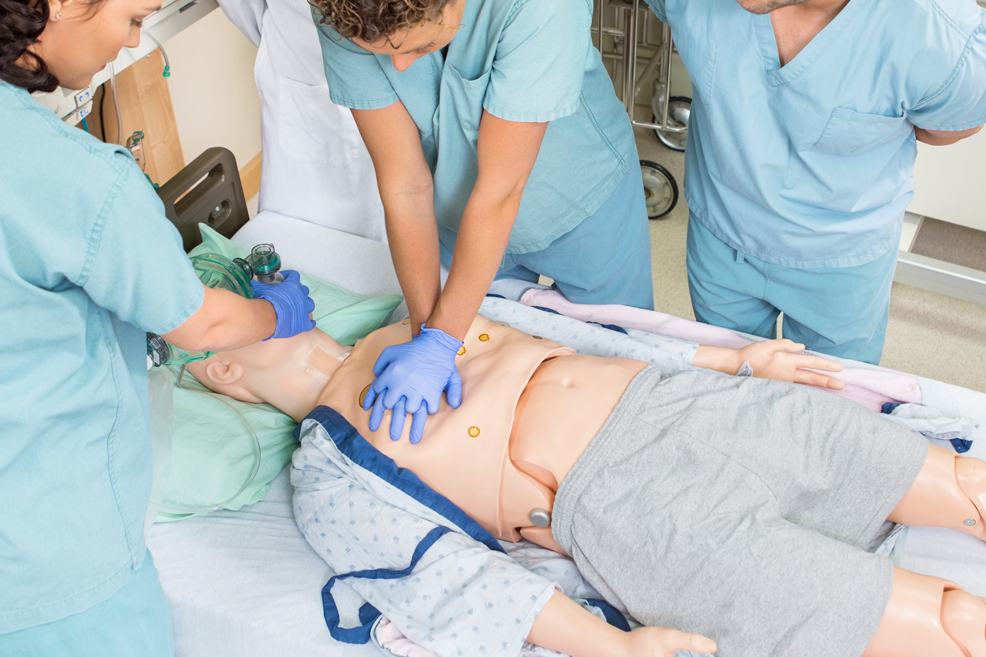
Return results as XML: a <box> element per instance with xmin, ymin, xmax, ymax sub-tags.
<box><xmin>147</xmin><ymin>211</ymin><xmax>986</xmax><ymax>656</ymax></box>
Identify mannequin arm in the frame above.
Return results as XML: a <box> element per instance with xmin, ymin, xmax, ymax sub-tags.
<box><xmin>528</xmin><ymin>593</ymin><xmax>716</xmax><ymax>657</ymax></box>
<box><xmin>693</xmin><ymin>339</ymin><xmax>844</xmax><ymax>389</ymax></box>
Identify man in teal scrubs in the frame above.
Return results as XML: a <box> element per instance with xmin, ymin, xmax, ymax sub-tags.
<box><xmin>311</xmin><ymin>0</ymin><xmax>653</xmax><ymax>443</ymax></box>
<box><xmin>646</xmin><ymin>0</ymin><xmax>986</xmax><ymax>364</ymax></box>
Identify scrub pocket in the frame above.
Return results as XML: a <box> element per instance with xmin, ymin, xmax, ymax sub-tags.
<box><xmin>278</xmin><ymin>76</ymin><xmax>364</xmax><ymax>170</ymax></box>
<box><xmin>813</xmin><ymin>107</ymin><xmax>909</xmax><ymax>156</ymax></box>
<box><xmin>442</xmin><ymin>63</ymin><xmax>492</xmax><ymax>141</ymax></box>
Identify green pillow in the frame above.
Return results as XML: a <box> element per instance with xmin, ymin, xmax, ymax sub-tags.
<box><xmin>155</xmin><ymin>224</ymin><xmax>402</xmax><ymax>521</ymax></box>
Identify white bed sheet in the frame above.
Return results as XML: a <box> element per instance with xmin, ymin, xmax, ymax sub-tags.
<box><xmin>149</xmin><ymin>213</ymin><xmax>986</xmax><ymax>656</ymax></box>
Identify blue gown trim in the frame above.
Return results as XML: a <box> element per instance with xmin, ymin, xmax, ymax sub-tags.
<box><xmin>297</xmin><ymin>406</ymin><xmax>505</xmax><ymax>553</ymax></box>
<box><xmin>320</xmin><ymin>526</ymin><xmax>451</xmax><ymax>644</ymax></box>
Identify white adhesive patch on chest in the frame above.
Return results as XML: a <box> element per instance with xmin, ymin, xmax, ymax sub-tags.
<box><xmin>304</xmin><ymin>345</ymin><xmax>338</xmax><ymax>380</ymax></box>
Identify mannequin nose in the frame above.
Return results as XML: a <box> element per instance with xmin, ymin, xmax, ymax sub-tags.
<box><xmin>391</xmin><ymin>53</ymin><xmax>421</xmax><ymax>72</ymax></box>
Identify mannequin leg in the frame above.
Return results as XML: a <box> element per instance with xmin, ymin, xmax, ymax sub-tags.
<box><xmin>888</xmin><ymin>445</ymin><xmax>986</xmax><ymax>540</ymax></box>
<box><xmin>863</xmin><ymin>568</ymin><xmax>986</xmax><ymax>657</ymax></box>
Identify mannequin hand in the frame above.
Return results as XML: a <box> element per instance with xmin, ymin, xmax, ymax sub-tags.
<box><xmin>619</xmin><ymin>626</ymin><xmax>717</xmax><ymax>657</ymax></box>
<box><xmin>732</xmin><ymin>339</ymin><xmax>844</xmax><ymax>389</ymax></box>
<box><xmin>251</xmin><ymin>270</ymin><xmax>316</xmax><ymax>340</ymax></box>
<box><xmin>363</xmin><ymin>325</ymin><xmax>464</xmax><ymax>444</ymax></box>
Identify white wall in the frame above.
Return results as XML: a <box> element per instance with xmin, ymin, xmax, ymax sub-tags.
<box><xmin>164</xmin><ymin>8</ymin><xmax>261</xmax><ymax>170</ymax></box>
<box><xmin>909</xmin><ymin>131</ymin><xmax>986</xmax><ymax>232</ymax></box>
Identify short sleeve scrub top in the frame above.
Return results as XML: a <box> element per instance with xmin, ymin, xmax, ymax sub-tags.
<box><xmin>0</xmin><ymin>82</ymin><xmax>204</xmax><ymax>635</ymax></box>
<box><xmin>315</xmin><ymin>0</ymin><xmax>654</xmax><ymax>309</ymax></box>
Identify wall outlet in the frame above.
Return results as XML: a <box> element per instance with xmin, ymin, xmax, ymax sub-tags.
<box><xmin>75</xmin><ymin>86</ymin><xmax>93</xmax><ymax>107</ymax></box>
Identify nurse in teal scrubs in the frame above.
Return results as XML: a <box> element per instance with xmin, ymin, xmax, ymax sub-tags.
<box><xmin>311</xmin><ymin>0</ymin><xmax>653</xmax><ymax>444</ymax></box>
<box><xmin>0</xmin><ymin>0</ymin><xmax>316</xmax><ymax>652</ymax></box>
<box><xmin>644</xmin><ymin>0</ymin><xmax>986</xmax><ymax>365</ymax></box>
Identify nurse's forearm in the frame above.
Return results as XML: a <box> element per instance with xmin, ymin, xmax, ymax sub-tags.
<box><xmin>163</xmin><ymin>286</ymin><xmax>277</xmax><ymax>351</ymax></box>
<box><xmin>914</xmin><ymin>125</ymin><xmax>983</xmax><ymax>145</ymax></box>
<box><xmin>353</xmin><ymin>103</ymin><xmax>443</xmax><ymax>331</ymax></box>
<box><xmin>384</xmin><ymin>193</ymin><xmax>444</xmax><ymax>333</ymax></box>
<box><xmin>429</xmin><ymin>186</ymin><xmax>522</xmax><ymax>339</ymax></box>
<box><xmin>428</xmin><ymin>111</ymin><xmax>549</xmax><ymax>340</ymax></box>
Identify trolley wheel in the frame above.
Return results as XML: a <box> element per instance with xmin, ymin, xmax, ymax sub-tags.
<box><xmin>652</xmin><ymin>95</ymin><xmax>691</xmax><ymax>152</ymax></box>
<box><xmin>640</xmin><ymin>159</ymin><xmax>678</xmax><ymax>219</ymax></box>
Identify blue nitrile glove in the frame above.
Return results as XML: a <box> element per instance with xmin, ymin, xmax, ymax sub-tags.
<box><xmin>362</xmin><ymin>324</ymin><xmax>463</xmax><ymax>444</ymax></box>
<box><xmin>251</xmin><ymin>269</ymin><xmax>316</xmax><ymax>340</ymax></box>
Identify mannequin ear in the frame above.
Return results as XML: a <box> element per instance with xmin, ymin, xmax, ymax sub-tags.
<box><xmin>190</xmin><ymin>359</ymin><xmax>264</xmax><ymax>404</ymax></box>
<box><xmin>205</xmin><ymin>359</ymin><xmax>244</xmax><ymax>385</ymax></box>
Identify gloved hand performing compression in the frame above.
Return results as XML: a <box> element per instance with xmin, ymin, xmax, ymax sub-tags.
<box><xmin>252</xmin><ymin>270</ymin><xmax>316</xmax><ymax>340</ymax></box>
<box><xmin>362</xmin><ymin>325</ymin><xmax>464</xmax><ymax>444</ymax></box>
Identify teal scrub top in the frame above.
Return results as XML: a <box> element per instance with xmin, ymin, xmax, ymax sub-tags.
<box><xmin>314</xmin><ymin>0</ymin><xmax>636</xmax><ymax>255</ymax></box>
<box><xmin>647</xmin><ymin>0</ymin><xmax>986</xmax><ymax>268</ymax></box>
<box><xmin>0</xmin><ymin>82</ymin><xmax>204</xmax><ymax>633</ymax></box>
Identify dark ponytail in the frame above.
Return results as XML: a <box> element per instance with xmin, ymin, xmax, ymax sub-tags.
<box><xmin>0</xmin><ymin>0</ymin><xmax>59</xmax><ymax>93</ymax></box>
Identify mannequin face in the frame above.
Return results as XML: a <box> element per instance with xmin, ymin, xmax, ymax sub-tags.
<box><xmin>27</xmin><ymin>0</ymin><xmax>162</xmax><ymax>90</ymax></box>
<box><xmin>187</xmin><ymin>328</ymin><xmax>351</xmax><ymax>422</ymax></box>
<box><xmin>351</xmin><ymin>0</ymin><xmax>465</xmax><ymax>72</ymax></box>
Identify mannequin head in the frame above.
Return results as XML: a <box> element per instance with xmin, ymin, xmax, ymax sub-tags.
<box><xmin>186</xmin><ymin>328</ymin><xmax>351</xmax><ymax>422</ymax></box>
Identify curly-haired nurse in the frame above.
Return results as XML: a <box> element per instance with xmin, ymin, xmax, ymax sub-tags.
<box><xmin>312</xmin><ymin>0</ymin><xmax>653</xmax><ymax>444</ymax></box>
<box><xmin>0</xmin><ymin>0</ymin><xmax>317</xmax><ymax>653</ymax></box>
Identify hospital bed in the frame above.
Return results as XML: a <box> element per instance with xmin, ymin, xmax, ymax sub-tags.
<box><xmin>147</xmin><ymin>153</ymin><xmax>986</xmax><ymax>657</ymax></box>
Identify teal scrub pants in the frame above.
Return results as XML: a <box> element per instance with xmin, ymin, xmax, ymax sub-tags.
<box><xmin>686</xmin><ymin>216</ymin><xmax>896</xmax><ymax>365</ymax></box>
<box><xmin>0</xmin><ymin>550</ymin><xmax>174</xmax><ymax>657</ymax></box>
<box><xmin>443</xmin><ymin>166</ymin><xmax>655</xmax><ymax>311</ymax></box>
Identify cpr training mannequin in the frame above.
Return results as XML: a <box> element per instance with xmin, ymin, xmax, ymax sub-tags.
<box><xmin>188</xmin><ymin>316</ymin><xmax>986</xmax><ymax>657</ymax></box>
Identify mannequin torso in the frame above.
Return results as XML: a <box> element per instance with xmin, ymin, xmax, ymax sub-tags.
<box><xmin>316</xmin><ymin>316</ymin><xmax>646</xmax><ymax>550</ymax></box>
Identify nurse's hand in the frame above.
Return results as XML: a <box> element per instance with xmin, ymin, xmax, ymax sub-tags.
<box><xmin>732</xmin><ymin>339</ymin><xmax>845</xmax><ymax>389</ymax></box>
<box><xmin>363</xmin><ymin>325</ymin><xmax>464</xmax><ymax>444</ymax></box>
<box><xmin>251</xmin><ymin>270</ymin><xmax>317</xmax><ymax>340</ymax></box>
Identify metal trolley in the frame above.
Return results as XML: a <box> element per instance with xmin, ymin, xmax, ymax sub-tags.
<box><xmin>592</xmin><ymin>0</ymin><xmax>690</xmax><ymax>218</ymax></box>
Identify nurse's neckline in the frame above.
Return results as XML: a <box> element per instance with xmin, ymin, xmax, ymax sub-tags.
<box><xmin>756</xmin><ymin>0</ymin><xmax>861</xmax><ymax>82</ymax></box>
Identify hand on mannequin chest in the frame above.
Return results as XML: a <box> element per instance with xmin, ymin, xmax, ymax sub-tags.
<box><xmin>769</xmin><ymin>0</ymin><xmax>850</xmax><ymax>67</ymax></box>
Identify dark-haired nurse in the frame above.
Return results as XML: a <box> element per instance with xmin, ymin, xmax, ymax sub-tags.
<box><xmin>0</xmin><ymin>0</ymin><xmax>317</xmax><ymax>654</ymax></box>
<box><xmin>311</xmin><ymin>0</ymin><xmax>653</xmax><ymax>444</ymax></box>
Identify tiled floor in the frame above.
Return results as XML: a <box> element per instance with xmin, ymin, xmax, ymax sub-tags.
<box><xmin>634</xmin><ymin>121</ymin><xmax>986</xmax><ymax>393</ymax></box>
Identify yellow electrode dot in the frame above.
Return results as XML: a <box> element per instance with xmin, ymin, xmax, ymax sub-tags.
<box><xmin>359</xmin><ymin>384</ymin><xmax>371</xmax><ymax>407</ymax></box>
<box><xmin>468</xmin><ymin>426</ymin><xmax>481</xmax><ymax>438</ymax></box>
<box><xmin>479</xmin><ymin>334</ymin><xmax>490</xmax><ymax>342</ymax></box>
<box><xmin>402</xmin><ymin>318</ymin><xmax>411</xmax><ymax>325</ymax></box>
<box><xmin>457</xmin><ymin>346</ymin><xmax>466</xmax><ymax>356</ymax></box>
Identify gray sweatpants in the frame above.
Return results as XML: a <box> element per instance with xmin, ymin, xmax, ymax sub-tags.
<box><xmin>551</xmin><ymin>366</ymin><xmax>929</xmax><ymax>657</ymax></box>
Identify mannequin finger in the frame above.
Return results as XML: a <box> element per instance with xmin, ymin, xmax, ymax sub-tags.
<box><xmin>390</xmin><ymin>401</ymin><xmax>407</xmax><ymax>442</ymax></box>
<box><xmin>795</xmin><ymin>369</ymin><xmax>846</xmax><ymax>390</ymax></box>
<box><xmin>798</xmin><ymin>355</ymin><xmax>843</xmax><ymax>372</ymax></box>
<box><xmin>368</xmin><ymin>393</ymin><xmax>388</xmax><ymax>432</ymax></box>
<box><xmin>661</xmin><ymin>629</ymin><xmax>717</xmax><ymax>655</ymax></box>
<box><xmin>409</xmin><ymin>408</ymin><xmax>428</xmax><ymax>445</ymax></box>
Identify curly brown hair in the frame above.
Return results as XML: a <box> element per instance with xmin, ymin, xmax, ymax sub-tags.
<box><xmin>311</xmin><ymin>0</ymin><xmax>449</xmax><ymax>44</ymax></box>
